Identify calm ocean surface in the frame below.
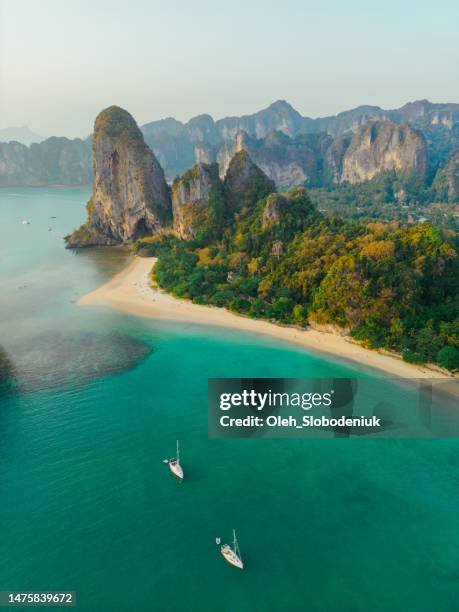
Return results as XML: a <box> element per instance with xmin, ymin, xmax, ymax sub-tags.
<box><xmin>0</xmin><ymin>188</ymin><xmax>458</xmax><ymax>611</ymax></box>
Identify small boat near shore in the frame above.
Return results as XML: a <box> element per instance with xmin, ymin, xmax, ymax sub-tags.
<box><xmin>164</xmin><ymin>440</ymin><xmax>183</xmax><ymax>480</ymax></box>
<box><xmin>220</xmin><ymin>529</ymin><xmax>243</xmax><ymax>569</ymax></box>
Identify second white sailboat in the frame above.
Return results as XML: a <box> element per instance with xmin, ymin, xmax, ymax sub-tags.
<box><xmin>220</xmin><ymin>529</ymin><xmax>243</xmax><ymax>569</ymax></box>
<box><xmin>167</xmin><ymin>440</ymin><xmax>184</xmax><ymax>480</ymax></box>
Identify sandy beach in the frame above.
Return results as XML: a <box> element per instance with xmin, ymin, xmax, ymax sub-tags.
<box><xmin>80</xmin><ymin>256</ymin><xmax>454</xmax><ymax>380</ymax></box>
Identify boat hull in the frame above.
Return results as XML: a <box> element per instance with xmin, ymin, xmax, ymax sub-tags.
<box><xmin>221</xmin><ymin>545</ymin><xmax>243</xmax><ymax>569</ymax></box>
<box><xmin>168</xmin><ymin>460</ymin><xmax>183</xmax><ymax>480</ymax></box>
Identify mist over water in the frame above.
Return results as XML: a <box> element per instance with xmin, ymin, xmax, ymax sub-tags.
<box><xmin>0</xmin><ymin>188</ymin><xmax>458</xmax><ymax>611</ymax></box>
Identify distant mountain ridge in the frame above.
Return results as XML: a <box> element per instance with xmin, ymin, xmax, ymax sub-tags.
<box><xmin>0</xmin><ymin>126</ymin><xmax>44</xmax><ymax>146</ymax></box>
<box><xmin>141</xmin><ymin>99</ymin><xmax>459</xmax><ymax>180</ymax></box>
<box><xmin>1</xmin><ymin>99</ymin><xmax>458</xmax><ymax>197</ymax></box>
<box><xmin>142</xmin><ymin>99</ymin><xmax>459</xmax><ymax>144</ymax></box>
<box><xmin>0</xmin><ymin>137</ymin><xmax>92</xmax><ymax>186</ymax></box>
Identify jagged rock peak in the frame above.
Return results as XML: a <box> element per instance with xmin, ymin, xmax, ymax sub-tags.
<box><xmin>65</xmin><ymin>106</ymin><xmax>171</xmax><ymax>247</ymax></box>
<box><xmin>340</xmin><ymin>121</ymin><xmax>428</xmax><ymax>184</ymax></box>
<box><xmin>224</xmin><ymin>150</ymin><xmax>275</xmax><ymax>211</ymax></box>
<box><xmin>171</xmin><ymin>162</ymin><xmax>223</xmax><ymax>240</ymax></box>
<box><xmin>266</xmin><ymin>99</ymin><xmax>300</xmax><ymax>114</ymax></box>
<box><xmin>186</xmin><ymin>114</ymin><xmax>216</xmax><ymax>142</ymax></box>
<box><xmin>235</xmin><ymin>130</ymin><xmax>252</xmax><ymax>151</ymax></box>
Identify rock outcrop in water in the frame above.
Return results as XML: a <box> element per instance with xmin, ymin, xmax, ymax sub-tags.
<box><xmin>65</xmin><ymin>107</ymin><xmax>277</xmax><ymax>245</ymax></box>
<box><xmin>340</xmin><ymin>122</ymin><xmax>428</xmax><ymax>184</ymax></box>
<box><xmin>171</xmin><ymin>162</ymin><xmax>224</xmax><ymax>240</ymax></box>
<box><xmin>65</xmin><ymin>106</ymin><xmax>171</xmax><ymax>247</ymax></box>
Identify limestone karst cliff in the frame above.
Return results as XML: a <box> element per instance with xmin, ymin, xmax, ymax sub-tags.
<box><xmin>170</xmin><ymin>150</ymin><xmax>274</xmax><ymax>241</ymax></box>
<box><xmin>223</xmin><ymin>150</ymin><xmax>275</xmax><ymax>211</ymax></box>
<box><xmin>433</xmin><ymin>150</ymin><xmax>459</xmax><ymax>202</ymax></box>
<box><xmin>0</xmin><ymin>137</ymin><xmax>91</xmax><ymax>186</ymax></box>
<box><xmin>2</xmin><ymin>99</ymin><xmax>458</xmax><ymax>190</ymax></box>
<box><xmin>171</xmin><ymin>162</ymin><xmax>224</xmax><ymax>240</ymax></box>
<box><xmin>262</xmin><ymin>193</ymin><xmax>285</xmax><ymax>228</ymax></box>
<box><xmin>139</xmin><ymin>98</ymin><xmax>457</xmax><ymax>183</ymax></box>
<box><xmin>340</xmin><ymin>122</ymin><xmax>428</xmax><ymax>184</ymax></box>
<box><xmin>168</xmin><ymin>150</ymin><xmax>276</xmax><ymax>241</ymax></box>
<box><xmin>65</xmin><ymin>106</ymin><xmax>171</xmax><ymax>247</ymax></box>
<box><xmin>63</xmin><ymin>103</ymin><xmax>457</xmax><ymax>249</ymax></box>
<box><xmin>261</xmin><ymin>188</ymin><xmax>317</xmax><ymax>232</ymax></box>
<box><xmin>65</xmin><ymin>106</ymin><xmax>278</xmax><ymax>246</ymax></box>
<box><xmin>217</xmin><ymin>130</ymin><xmax>332</xmax><ymax>189</ymax></box>
<box><xmin>324</xmin><ymin>134</ymin><xmax>352</xmax><ymax>183</ymax></box>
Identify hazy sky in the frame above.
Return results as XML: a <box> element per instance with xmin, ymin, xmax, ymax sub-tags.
<box><xmin>1</xmin><ymin>0</ymin><xmax>458</xmax><ymax>138</ymax></box>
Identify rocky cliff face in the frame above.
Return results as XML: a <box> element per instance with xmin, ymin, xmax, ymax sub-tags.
<box><xmin>194</xmin><ymin>143</ymin><xmax>215</xmax><ymax>164</ymax></box>
<box><xmin>315</xmin><ymin>106</ymin><xmax>390</xmax><ymax>137</ymax></box>
<box><xmin>340</xmin><ymin>122</ymin><xmax>428</xmax><ymax>184</ymax></box>
<box><xmin>314</xmin><ymin>100</ymin><xmax>459</xmax><ymax>136</ymax></box>
<box><xmin>141</xmin><ymin>101</ymin><xmax>309</xmax><ymax>181</ymax></box>
<box><xmin>261</xmin><ymin>188</ymin><xmax>317</xmax><ymax>245</ymax></box>
<box><xmin>171</xmin><ymin>162</ymin><xmax>223</xmax><ymax>240</ymax></box>
<box><xmin>262</xmin><ymin>193</ymin><xmax>285</xmax><ymax>228</ymax></box>
<box><xmin>324</xmin><ymin>134</ymin><xmax>352</xmax><ymax>183</ymax></box>
<box><xmin>393</xmin><ymin>100</ymin><xmax>459</xmax><ymax>129</ymax></box>
<box><xmin>0</xmin><ymin>137</ymin><xmax>91</xmax><ymax>186</ymax></box>
<box><xmin>216</xmin><ymin>131</ymin><xmax>247</xmax><ymax>175</ymax></box>
<box><xmin>217</xmin><ymin>130</ymin><xmax>331</xmax><ymax>188</ymax></box>
<box><xmin>171</xmin><ymin>152</ymin><xmax>273</xmax><ymax>240</ymax></box>
<box><xmin>139</xmin><ymin>99</ymin><xmax>459</xmax><ymax>181</ymax></box>
<box><xmin>65</xmin><ymin>106</ymin><xmax>171</xmax><ymax>247</ymax></box>
<box><xmin>2</xmin><ymin>99</ymin><xmax>458</xmax><ymax>188</ymax></box>
<box><xmin>215</xmin><ymin>100</ymin><xmax>307</xmax><ymax>141</ymax></box>
<box><xmin>433</xmin><ymin>150</ymin><xmax>459</xmax><ymax>202</ymax></box>
<box><xmin>223</xmin><ymin>150</ymin><xmax>275</xmax><ymax>211</ymax></box>
<box><xmin>172</xmin><ymin>119</ymin><xmax>431</xmax><ymax>189</ymax></box>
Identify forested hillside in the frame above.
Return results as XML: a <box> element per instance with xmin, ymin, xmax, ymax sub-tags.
<box><xmin>135</xmin><ymin>186</ymin><xmax>459</xmax><ymax>371</ymax></box>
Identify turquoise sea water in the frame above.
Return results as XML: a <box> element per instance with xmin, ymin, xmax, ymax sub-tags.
<box><xmin>0</xmin><ymin>188</ymin><xmax>458</xmax><ymax>611</ymax></box>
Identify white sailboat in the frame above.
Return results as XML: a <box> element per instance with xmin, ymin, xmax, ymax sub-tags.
<box><xmin>167</xmin><ymin>440</ymin><xmax>183</xmax><ymax>480</ymax></box>
<box><xmin>221</xmin><ymin>529</ymin><xmax>243</xmax><ymax>569</ymax></box>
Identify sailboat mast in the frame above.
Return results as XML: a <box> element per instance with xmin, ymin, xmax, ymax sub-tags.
<box><xmin>176</xmin><ymin>440</ymin><xmax>180</xmax><ymax>462</ymax></box>
<box><xmin>233</xmin><ymin>529</ymin><xmax>241</xmax><ymax>560</ymax></box>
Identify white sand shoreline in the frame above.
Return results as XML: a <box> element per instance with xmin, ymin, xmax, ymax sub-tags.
<box><xmin>79</xmin><ymin>256</ymin><xmax>455</xmax><ymax>380</ymax></box>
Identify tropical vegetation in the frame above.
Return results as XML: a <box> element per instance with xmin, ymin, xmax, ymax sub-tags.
<box><xmin>135</xmin><ymin>187</ymin><xmax>459</xmax><ymax>370</ymax></box>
